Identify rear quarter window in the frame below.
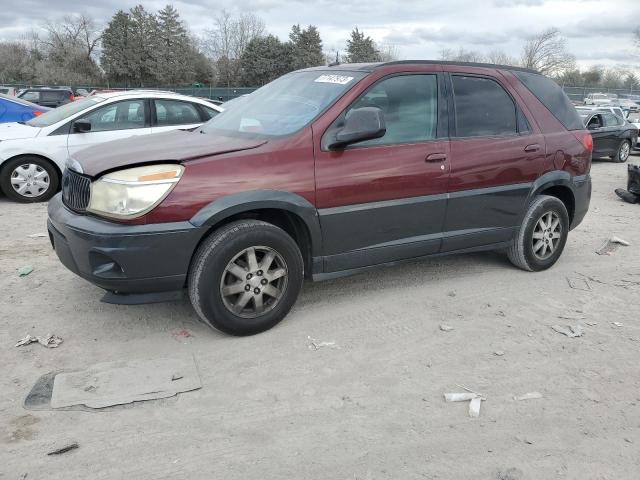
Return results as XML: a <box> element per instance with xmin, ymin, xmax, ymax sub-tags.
<box><xmin>514</xmin><ymin>71</ymin><xmax>583</xmax><ymax>131</ymax></box>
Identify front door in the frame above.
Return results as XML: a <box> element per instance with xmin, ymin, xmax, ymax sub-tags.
<box><xmin>314</xmin><ymin>72</ymin><xmax>450</xmax><ymax>273</ymax></box>
<box><xmin>67</xmin><ymin>99</ymin><xmax>151</xmax><ymax>157</ymax></box>
<box><xmin>443</xmin><ymin>73</ymin><xmax>546</xmax><ymax>252</ymax></box>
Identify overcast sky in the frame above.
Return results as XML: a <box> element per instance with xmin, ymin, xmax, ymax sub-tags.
<box><xmin>1</xmin><ymin>0</ymin><xmax>638</xmax><ymax>71</ymax></box>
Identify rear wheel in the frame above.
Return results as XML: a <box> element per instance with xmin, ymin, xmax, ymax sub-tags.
<box><xmin>612</xmin><ymin>140</ymin><xmax>631</xmax><ymax>163</ymax></box>
<box><xmin>0</xmin><ymin>156</ymin><xmax>59</xmax><ymax>203</ymax></box>
<box><xmin>507</xmin><ymin>195</ymin><xmax>569</xmax><ymax>272</ymax></box>
<box><xmin>188</xmin><ymin>220</ymin><xmax>304</xmax><ymax>336</ymax></box>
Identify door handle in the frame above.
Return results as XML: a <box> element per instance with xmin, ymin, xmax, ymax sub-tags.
<box><xmin>524</xmin><ymin>144</ymin><xmax>540</xmax><ymax>152</ymax></box>
<box><xmin>425</xmin><ymin>153</ymin><xmax>447</xmax><ymax>162</ymax></box>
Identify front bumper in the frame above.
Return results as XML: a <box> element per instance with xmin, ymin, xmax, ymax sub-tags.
<box><xmin>570</xmin><ymin>174</ymin><xmax>591</xmax><ymax>230</ymax></box>
<box><xmin>47</xmin><ymin>194</ymin><xmax>206</xmax><ymax>294</ymax></box>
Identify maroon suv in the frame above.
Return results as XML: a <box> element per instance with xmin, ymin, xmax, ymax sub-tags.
<box><xmin>48</xmin><ymin>61</ymin><xmax>592</xmax><ymax>335</ymax></box>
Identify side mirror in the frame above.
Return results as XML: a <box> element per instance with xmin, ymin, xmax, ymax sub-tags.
<box><xmin>73</xmin><ymin>119</ymin><xmax>92</xmax><ymax>133</ymax></box>
<box><xmin>328</xmin><ymin>107</ymin><xmax>386</xmax><ymax>149</ymax></box>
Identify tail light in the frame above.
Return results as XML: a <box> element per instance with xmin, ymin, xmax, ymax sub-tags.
<box><xmin>581</xmin><ymin>132</ymin><xmax>593</xmax><ymax>154</ymax></box>
<box><xmin>33</xmin><ymin>111</ymin><xmax>44</xmax><ymax>117</ymax></box>
<box><xmin>69</xmin><ymin>94</ymin><xmax>75</xmax><ymax>101</ymax></box>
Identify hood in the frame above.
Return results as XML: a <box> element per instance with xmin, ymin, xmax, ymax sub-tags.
<box><xmin>73</xmin><ymin>129</ymin><xmax>267</xmax><ymax>177</ymax></box>
<box><xmin>0</xmin><ymin>122</ymin><xmax>41</xmax><ymax>140</ymax></box>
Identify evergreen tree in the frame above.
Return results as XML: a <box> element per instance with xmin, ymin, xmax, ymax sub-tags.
<box><xmin>156</xmin><ymin>5</ymin><xmax>191</xmax><ymax>84</ymax></box>
<box><xmin>240</xmin><ymin>35</ymin><xmax>293</xmax><ymax>86</ymax></box>
<box><xmin>345</xmin><ymin>27</ymin><xmax>381</xmax><ymax>63</ymax></box>
<box><xmin>101</xmin><ymin>10</ymin><xmax>135</xmax><ymax>85</ymax></box>
<box><xmin>289</xmin><ymin>24</ymin><xmax>324</xmax><ymax>70</ymax></box>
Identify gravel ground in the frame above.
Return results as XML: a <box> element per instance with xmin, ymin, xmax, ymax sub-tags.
<box><xmin>1</xmin><ymin>157</ymin><xmax>639</xmax><ymax>480</ymax></box>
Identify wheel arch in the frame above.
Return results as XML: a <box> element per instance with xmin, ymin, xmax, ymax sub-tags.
<box><xmin>527</xmin><ymin>171</ymin><xmax>576</xmax><ymax>224</ymax></box>
<box><xmin>189</xmin><ymin>190</ymin><xmax>322</xmax><ymax>279</ymax></box>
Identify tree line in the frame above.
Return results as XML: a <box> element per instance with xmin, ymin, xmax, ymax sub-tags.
<box><xmin>0</xmin><ymin>5</ymin><xmax>390</xmax><ymax>88</ymax></box>
<box><xmin>0</xmin><ymin>6</ymin><xmax>637</xmax><ymax>89</ymax></box>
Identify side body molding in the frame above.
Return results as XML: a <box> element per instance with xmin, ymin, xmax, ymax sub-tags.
<box><xmin>189</xmin><ymin>190</ymin><xmax>324</xmax><ymax>257</ymax></box>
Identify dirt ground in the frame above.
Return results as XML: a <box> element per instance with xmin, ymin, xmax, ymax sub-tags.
<box><xmin>1</xmin><ymin>156</ymin><xmax>639</xmax><ymax>480</ymax></box>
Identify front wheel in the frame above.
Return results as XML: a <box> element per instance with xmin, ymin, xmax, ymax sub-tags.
<box><xmin>0</xmin><ymin>156</ymin><xmax>59</xmax><ymax>202</ymax></box>
<box><xmin>507</xmin><ymin>195</ymin><xmax>569</xmax><ymax>272</ymax></box>
<box><xmin>612</xmin><ymin>140</ymin><xmax>631</xmax><ymax>163</ymax></box>
<box><xmin>188</xmin><ymin>220</ymin><xmax>304</xmax><ymax>336</ymax></box>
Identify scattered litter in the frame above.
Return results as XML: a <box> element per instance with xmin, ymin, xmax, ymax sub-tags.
<box><xmin>513</xmin><ymin>391</ymin><xmax>543</xmax><ymax>401</ymax></box>
<box><xmin>495</xmin><ymin>468</ymin><xmax>523</xmax><ymax>480</ymax></box>
<box><xmin>557</xmin><ymin>314</ymin><xmax>585</xmax><ymax>321</ymax></box>
<box><xmin>447</xmin><ymin>291</ymin><xmax>456</xmax><ymax>297</ymax></box>
<box><xmin>624</xmin><ymin>438</ymin><xmax>633</xmax><ymax>444</ymax></box>
<box><xmin>496</xmin><ymin>310</ymin><xmax>506</xmax><ymax>317</ymax></box>
<box><xmin>612</xmin><ymin>322</ymin><xmax>624</xmax><ymax>328</ymax></box>
<box><xmin>493</xmin><ymin>350</ymin><xmax>505</xmax><ymax>356</ymax></box>
<box><xmin>15</xmin><ymin>334</ymin><xmax>63</xmax><ymax>349</ymax></box>
<box><xmin>171</xmin><ymin>329</ymin><xmax>193</xmax><ymax>343</ymax></box>
<box><xmin>307</xmin><ymin>336</ymin><xmax>338</xmax><ymax>350</ymax></box>
<box><xmin>515</xmin><ymin>435</ymin><xmax>533</xmax><ymax>445</ymax></box>
<box><xmin>585</xmin><ymin>321</ymin><xmax>598</xmax><ymax>326</ymax></box>
<box><xmin>551</xmin><ymin>324</ymin><xmax>584</xmax><ymax>338</ymax></box>
<box><xmin>444</xmin><ymin>386</ymin><xmax>485</xmax><ymax>418</ymax></box>
<box><xmin>47</xmin><ymin>442</ymin><xmax>78</xmax><ymax>455</ymax></box>
<box><xmin>596</xmin><ymin>236</ymin><xmax>630</xmax><ymax>255</ymax></box>
<box><xmin>566</xmin><ymin>276</ymin><xmax>591</xmax><ymax>291</ymax></box>
<box><xmin>18</xmin><ymin>266</ymin><xmax>34</xmax><ymax>277</ymax></box>
<box><xmin>171</xmin><ymin>374</ymin><xmax>183</xmax><ymax>382</ymax></box>
<box><xmin>439</xmin><ymin>324</ymin><xmax>454</xmax><ymax>332</ymax></box>
<box><xmin>27</xmin><ymin>233</ymin><xmax>48</xmax><ymax>238</ymax></box>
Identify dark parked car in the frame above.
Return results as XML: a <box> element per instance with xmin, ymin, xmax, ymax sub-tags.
<box><xmin>579</xmin><ymin>109</ymin><xmax>638</xmax><ymax>162</ymax></box>
<box><xmin>48</xmin><ymin>61</ymin><xmax>592</xmax><ymax>335</ymax></box>
<box><xmin>0</xmin><ymin>93</ymin><xmax>49</xmax><ymax>123</ymax></box>
<box><xmin>17</xmin><ymin>87</ymin><xmax>75</xmax><ymax>108</ymax></box>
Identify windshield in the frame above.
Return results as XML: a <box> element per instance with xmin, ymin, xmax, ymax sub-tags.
<box><xmin>200</xmin><ymin>70</ymin><xmax>366</xmax><ymax>137</ymax></box>
<box><xmin>628</xmin><ymin>113</ymin><xmax>640</xmax><ymax>123</ymax></box>
<box><xmin>26</xmin><ymin>96</ymin><xmax>105</xmax><ymax>127</ymax></box>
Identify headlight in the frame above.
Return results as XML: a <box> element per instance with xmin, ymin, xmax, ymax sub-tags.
<box><xmin>87</xmin><ymin>164</ymin><xmax>184</xmax><ymax>219</ymax></box>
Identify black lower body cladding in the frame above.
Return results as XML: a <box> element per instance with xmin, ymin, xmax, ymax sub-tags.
<box><xmin>570</xmin><ymin>174</ymin><xmax>591</xmax><ymax>229</ymax></box>
<box><xmin>47</xmin><ymin>194</ymin><xmax>206</xmax><ymax>294</ymax></box>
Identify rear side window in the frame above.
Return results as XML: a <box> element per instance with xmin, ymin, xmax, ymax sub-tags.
<box><xmin>602</xmin><ymin>112</ymin><xmax>623</xmax><ymax>127</ymax></box>
<box><xmin>41</xmin><ymin>91</ymin><xmax>66</xmax><ymax>102</ymax></box>
<box><xmin>514</xmin><ymin>71</ymin><xmax>583</xmax><ymax>131</ymax></box>
<box><xmin>452</xmin><ymin>75</ymin><xmax>517</xmax><ymax>137</ymax></box>
<box><xmin>20</xmin><ymin>91</ymin><xmax>40</xmax><ymax>102</ymax></box>
<box><xmin>155</xmin><ymin>99</ymin><xmax>201</xmax><ymax>126</ymax></box>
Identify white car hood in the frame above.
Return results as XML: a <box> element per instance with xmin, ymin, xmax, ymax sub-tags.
<box><xmin>0</xmin><ymin>122</ymin><xmax>42</xmax><ymax>140</ymax></box>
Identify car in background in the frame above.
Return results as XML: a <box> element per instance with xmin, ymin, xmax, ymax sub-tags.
<box><xmin>626</xmin><ymin>111</ymin><xmax>640</xmax><ymax>148</ymax></box>
<box><xmin>584</xmin><ymin>92</ymin><xmax>618</xmax><ymax>106</ymax></box>
<box><xmin>576</xmin><ymin>105</ymin><xmax>625</xmax><ymax>119</ymax></box>
<box><xmin>579</xmin><ymin>108</ymin><xmax>638</xmax><ymax>162</ymax></box>
<box><xmin>0</xmin><ymin>93</ymin><xmax>49</xmax><ymax>123</ymax></box>
<box><xmin>0</xmin><ymin>86</ymin><xmax>17</xmax><ymax>96</ymax></box>
<box><xmin>17</xmin><ymin>87</ymin><xmax>76</xmax><ymax>108</ymax></box>
<box><xmin>616</xmin><ymin>98</ymin><xmax>639</xmax><ymax>115</ymax></box>
<box><xmin>0</xmin><ymin>90</ymin><xmax>222</xmax><ymax>202</ymax></box>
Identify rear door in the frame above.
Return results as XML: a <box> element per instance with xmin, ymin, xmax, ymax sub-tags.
<box><xmin>442</xmin><ymin>70</ymin><xmax>546</xmax><ymax>252</ymax></box>
<box><xmin>314</xmin><ymin>69</ymin><xmax>450</xmax><ymax>272</ymax></box>
<box><xmin>66</xmin><ymin>98</ymin><xmax>151</xmax><ymax>157</ymax></box>
<box><xmin>150</xmin><ymin>99</ymin><xmax>206</xmax><ymax>134</ymax></box>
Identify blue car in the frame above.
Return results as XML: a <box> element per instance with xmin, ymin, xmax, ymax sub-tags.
<box><xmin>0</xmin><ymin>93</ymin><xmax>50</xmax><ymax>123</ymax></box>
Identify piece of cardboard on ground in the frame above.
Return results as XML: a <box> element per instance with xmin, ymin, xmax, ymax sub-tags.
<box><xmin>50</xmin><ymin>355</ymin><xmax>201</xmax><ymax>409</ymax></box>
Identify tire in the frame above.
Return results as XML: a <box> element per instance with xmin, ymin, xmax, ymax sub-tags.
<box><xmin>507</xmin><ymin>195</ymin><xmax>569</xmax><ymax>272</ymax></box>
<box><xmin>0</xmin><ymin>156</ymin><xmax>59</xmax><ymax>203</ymax></box>
<box><xmin>612</xmin><ymin>140</ymin><xmax>631</xmax><ymax>163</ymax></box>
<box><xmin>188</xmin><ymin>220</ymin><xmax>304</xmax><ymax>336</ymax></box>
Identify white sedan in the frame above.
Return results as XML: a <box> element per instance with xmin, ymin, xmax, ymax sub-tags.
<box><xmin>0</xmin><ymin>90</ymin><xmax>222</xmax><ymax>202</ymax></box>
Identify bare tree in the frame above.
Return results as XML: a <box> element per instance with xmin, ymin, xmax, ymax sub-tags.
<box><xmin>377</xmin><ymin>43</ymin><xmax>400</xmax><ymax>62</ymax></box>
<box><xmin>486</xmin><ymin>49</ymin><xmax>518</xmax><ymax>66</ymax></box>
<box><xmin>440</xmin><ymin>47</ymin><xmax>485</xmax><ymax>63</ymax></box>
<box><xmin>520</xmin><ymin>28</ymin><xmax>575</xmax><ymax>76</ymax></box>
<box><xmin>202</xmin><ymin>11</ymin><xmax>265</xmax><ymax>86</ymax></box>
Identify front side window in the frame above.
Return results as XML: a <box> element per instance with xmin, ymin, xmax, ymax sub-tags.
<box><xmin>155</xmin><ymin>99</ymin><xmax>201</xmax><ymax>126</ymax></box>
<box><xmin>345</xmin><ymin>74</ymin><xmax>438</xmax><ymax>147</ymax></box>
<box><xmin>80</xmin><ymin>99</ymin><xmax>146</xmax><ymax>132</ymax></box>
<box><xmin>602</xmin><ymin>112</ymin><xmax>622</xmax><ymax>127</ymax></box>
<box><xmin>20</xmin><ymin>91</ymin><xmax>40</xmax><ymax>102</ymax></box>
<box><xmin>452</xmin><ymin>75</ymin><xmax>517</xmax><ymax>137</ymax></box>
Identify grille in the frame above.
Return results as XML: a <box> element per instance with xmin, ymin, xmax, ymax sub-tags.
<box><xmin>62</xmin><ymin>169</ymin><xmax>91</xmax><ymax>212</ymax></box>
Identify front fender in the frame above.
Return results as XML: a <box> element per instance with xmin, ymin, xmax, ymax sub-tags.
<box><xmin>189</xmin><ymin>189</ymin><xmax>323</xmax><ymax>256</ymax></box>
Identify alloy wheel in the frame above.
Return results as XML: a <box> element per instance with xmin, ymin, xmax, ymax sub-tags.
<box><xmin>532</xmin><ymin>211</ymin><xmax>562</xmax><ymax>260</ymax></box>
<box><xmin>619</xmin><ymin>142</ymin><xmax>630</xmax><ymax>162</ymax></box>
<box><xmin>10</xmin><ymin>163</ymin><xmax>50</xmax><ymax>198</ymax></box>
<box><xmin>219</xmin><ymin>246</ymin><xmax>288</xmax><ymax>318</ymax></box>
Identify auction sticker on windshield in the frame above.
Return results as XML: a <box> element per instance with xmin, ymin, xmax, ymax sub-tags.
<box><xmin>314</xmin><ymin>74</ymin><xmax>354</xmax><ymax>85</ymax></box>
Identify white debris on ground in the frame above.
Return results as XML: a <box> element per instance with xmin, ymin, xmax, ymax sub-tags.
<box><xmin>15</xmin><ymin>334</ymin><xmax>63</xmax><ymax>348</ymax></box>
